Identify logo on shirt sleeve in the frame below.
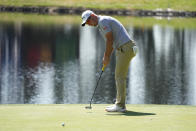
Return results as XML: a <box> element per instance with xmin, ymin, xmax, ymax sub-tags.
<box><xmin>103</xmin><ymin>26</ymin><xmax>108</xmax><ymax>30</ymax></box>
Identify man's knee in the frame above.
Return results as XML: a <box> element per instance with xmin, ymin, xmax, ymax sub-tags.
<box><xmin>115</xmin><ymin>76</ymin><xmax>126</xmax><ymax>84</ymax></box>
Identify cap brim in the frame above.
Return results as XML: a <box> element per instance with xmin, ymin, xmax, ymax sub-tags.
<box><xmin>81</xmin><ymin>17</ymin><xmax>87</xmax><ymax>27</ymax></box>
<box><xmin>81</xmin><ymin>15</ymin><xmax>90</xmax><ymax>27</ymax></box>
<box><xmin>81</xmin><ymin>22</ymin><xmax>86</xmax><ymax>26</ymax></box>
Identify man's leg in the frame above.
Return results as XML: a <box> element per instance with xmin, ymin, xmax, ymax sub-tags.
<box><xmin>115</xmin><ymin>42</ymin><xmax>136</xmax><ymax>108</ymax></box>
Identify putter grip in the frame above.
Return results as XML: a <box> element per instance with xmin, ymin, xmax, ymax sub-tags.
<box><xmin>102</xmin><ymin>64</ymin><xmax>106</xmax><ymax>71</ymax></box>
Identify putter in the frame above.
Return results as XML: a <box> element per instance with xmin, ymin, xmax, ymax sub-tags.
<box><xmin>85</xmin><ymin>65</ymin><xmax>105</xmax><ymax>109</ymax></box>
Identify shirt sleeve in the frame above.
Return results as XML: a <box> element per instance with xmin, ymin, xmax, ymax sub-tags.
<box><xmin>99</xmin><ymin>20</ymin><xmax>111</xmax><ymax>36</ymax></box>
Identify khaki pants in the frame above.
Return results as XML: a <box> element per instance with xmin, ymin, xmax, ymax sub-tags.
<box><xmin>115</xmin><ymin>41</ymin><xmax>136</xmax><ymax>108</ymax></box>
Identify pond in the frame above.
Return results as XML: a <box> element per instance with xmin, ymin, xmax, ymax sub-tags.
<box><xmin>0</xmin><ymin>13</ymin><xmax>196</xmax><ymax>105</ymax></box>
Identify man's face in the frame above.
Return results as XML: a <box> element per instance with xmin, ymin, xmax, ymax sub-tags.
<box><xmin>86</xmin><ymin>16</ymin><xmax>97</xmax><ymax>26</ymax></box>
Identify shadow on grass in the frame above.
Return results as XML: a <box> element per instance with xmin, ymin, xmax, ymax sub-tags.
<box><xmin>106</xmin><ymin>110</ymin><xmax>156</xmax><ymax>116</ymax></box>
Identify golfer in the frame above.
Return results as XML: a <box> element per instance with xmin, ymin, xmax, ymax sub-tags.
<box><xmin>81</xmin><ymin>10</ymin><xmax>137</xmax><ymax>112</ymax></box>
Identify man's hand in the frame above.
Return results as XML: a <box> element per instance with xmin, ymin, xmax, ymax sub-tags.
<box><xmin>103</xmin><ymin>31</ymin><xmax>113</xmax><ymax>67</ymax></box>
<box><xmin>103</xmin><ymin>55</ymin><xmax>110</xmax><ymax>67</ymax></box>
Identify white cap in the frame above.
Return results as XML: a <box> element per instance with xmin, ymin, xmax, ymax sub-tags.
<box><xmin>81</xmin><ymin>10</ymin><xmax>94</xmax><ymax>26</ymax></box>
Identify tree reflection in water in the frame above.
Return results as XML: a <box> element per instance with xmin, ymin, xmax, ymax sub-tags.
<box><xmin>0</xmin><ymin>21</ymin><xmax>196</xmax><ymax>105</ymax></box>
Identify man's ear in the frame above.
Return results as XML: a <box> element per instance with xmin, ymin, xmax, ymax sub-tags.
<box><xmin>91</xmin><ymin>13</ymin><xmax>95</xmax><ymax>17</ymax></box>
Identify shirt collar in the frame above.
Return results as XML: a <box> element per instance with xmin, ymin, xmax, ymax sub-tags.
<box><xmin>97</xmin><ymin>15</ymin><xmax>101</xmax><ymax>28</ymax></box>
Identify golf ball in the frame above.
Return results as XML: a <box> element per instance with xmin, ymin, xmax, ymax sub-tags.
<box><xmin>61</xmin><ymin>122</ymin><xmax>65</xmax><ymax>126</ymax></box>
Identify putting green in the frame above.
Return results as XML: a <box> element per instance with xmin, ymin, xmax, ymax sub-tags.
<box><xmin>0</xmin><ymin>104</ymin><xmax>196</xmax><ymax>131</ymax></box>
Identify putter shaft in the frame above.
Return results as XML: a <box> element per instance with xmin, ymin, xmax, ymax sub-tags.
<box><xmin>85</xmin><ymin>65</ymin><xmax>105</xmax><ymax>109</ymax></box>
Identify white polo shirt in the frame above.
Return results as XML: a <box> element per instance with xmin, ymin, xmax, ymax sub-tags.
<box><xmin>97</xmin><ymin>15</ymin><xmax>131</xmax><ymax>49</ymax></box>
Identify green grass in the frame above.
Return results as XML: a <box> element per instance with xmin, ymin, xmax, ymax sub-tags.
<box><xmin>0</xmin><ymin>0</ymin><xmax>196</xmax><ymax>11</ymax></box>
<box><xmin>0</xmin><ymin>12</ymin><xmax>81</xmax><ymax>25</ymax></box>
<box><xmin>1</xmin><ymin>12</ymin><xmax>196</xmax><ymax>29</ymax></box>
<box><xmin>0</xmin><ymin>104</ymin><xmax>196</xmax><ymax>131</ymax></box>
<box><xmin>116</xmin><ymin>16</ymin><xmax>196</xmax><ymax>29</ymax></box>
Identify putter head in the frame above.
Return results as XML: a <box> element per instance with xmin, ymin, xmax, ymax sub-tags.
<box><xmin>85</xmin><ymin>106</ymin><xmax>92</xmax><ymax>109</ymax></box>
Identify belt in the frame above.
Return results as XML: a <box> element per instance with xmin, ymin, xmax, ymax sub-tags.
<box><xmin>116</xmin><ymin>40</ymin><xmax>136</xmax><ymax>51</ymax></box>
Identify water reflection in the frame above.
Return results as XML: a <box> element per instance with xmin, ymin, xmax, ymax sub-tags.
<box><xmin>0</xmin><ymin>19</ymin><xmax>196</xmax><ymax>105</ymax></box>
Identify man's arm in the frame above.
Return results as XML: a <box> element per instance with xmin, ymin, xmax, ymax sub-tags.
<box><xmin>103</xmin><ymin>31</ymin><xmax>114</xmax><ymax>67</ymax></box>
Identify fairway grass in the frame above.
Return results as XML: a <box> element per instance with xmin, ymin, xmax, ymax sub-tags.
<box><xmin>0</xmin><ymin>104</ymin><xmax>196</xmax><ymax>131</ymax></box>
